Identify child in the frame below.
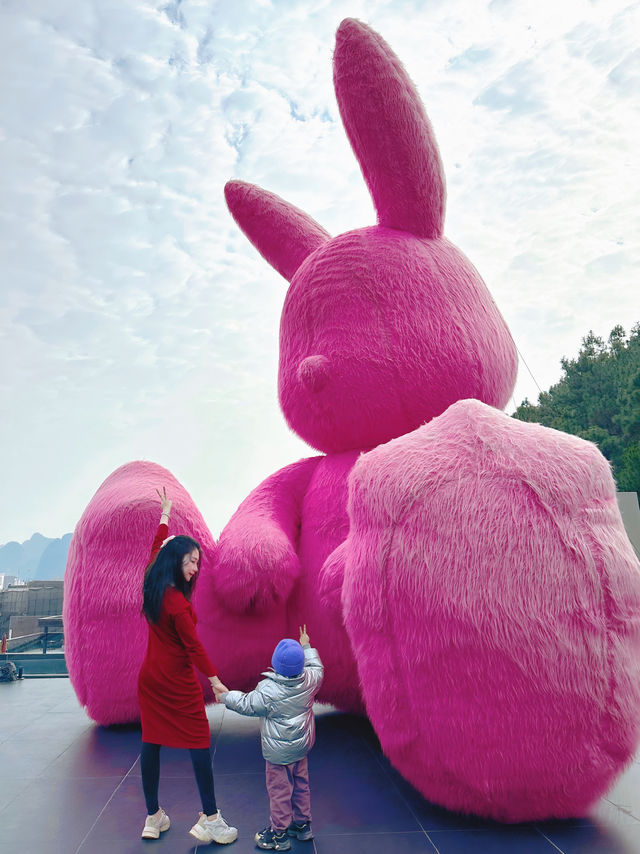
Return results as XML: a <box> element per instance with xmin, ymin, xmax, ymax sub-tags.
<box><xmin>216</xmin><ymin>626</ymin><xmax>323</xmax><ymax>851</ymax></box>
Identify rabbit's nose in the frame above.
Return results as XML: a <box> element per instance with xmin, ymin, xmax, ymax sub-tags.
<box><xmin>297</xmin><ymin>355</ymin><xmax>330</xmax><ymax>393</ymax></box>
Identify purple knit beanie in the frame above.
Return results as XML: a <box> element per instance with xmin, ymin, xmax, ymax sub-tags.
<box><xmin>271</xmin><ymin>639</ymin><xmax>305</xmax><ymax>677</ymax></box>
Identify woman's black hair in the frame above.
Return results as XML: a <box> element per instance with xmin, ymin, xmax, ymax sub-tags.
<box><xmin>142</xmin><ymin>535</ymin><xmax>201</xmax><ymax>624</ymax></box>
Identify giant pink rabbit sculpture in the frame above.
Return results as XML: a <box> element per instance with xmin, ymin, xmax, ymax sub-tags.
<box><xmin>64</xmin><ymin>19</ymin><xmax>640</xmax><ymax>822</ymax></box>
<box><xmin>213</xmin><ymin>17</ymin><xmax>517</xmax><ymax>711</ymax></box>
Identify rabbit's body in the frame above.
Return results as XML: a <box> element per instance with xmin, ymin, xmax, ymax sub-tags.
<box><xmin>64</xmin><ymin>17</ymin><xmax>640</xmax><ymax>822</ymax></box>
<box><xmin>204</xmin><ymin>450</ymin><xmax>364</xmax><ymax>712</ymax></box>
<box><xmin>211</xmin><ymin>17</ymin><xmax>518</xmax><ymax>716</ymax></box>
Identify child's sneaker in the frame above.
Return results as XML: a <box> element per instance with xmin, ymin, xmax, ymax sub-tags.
<box><xmin>189</xmin><ymin>811</ymin><xmax>238</xmax><ymax>844</ymax></box>
<box><xmin>141</xmin><ymin>807</ymin><xmax>170</xmax><ymax>839</ymax></box>
<box><xmin>255</xmin><ymin>825</ymin><xmax>291</xmax><ymax>850</ymax></box>
<box><xmin>287</xmin><ymin>819</ymin><xmax>313</xmax><ymax>840</ymax></box>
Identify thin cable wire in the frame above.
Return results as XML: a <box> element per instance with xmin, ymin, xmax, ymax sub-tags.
<box><xmin>508</xmin><ymin>345</ymin><xmax>544</xmax><ymax>414</ymax></box>
<box><xmin>516</xmin><ymin>345</ymin><xmax>543</xmax><ymax>394</ymax></box>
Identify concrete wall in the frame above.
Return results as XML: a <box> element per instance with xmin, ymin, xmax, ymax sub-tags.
<box><xmin>0</xmin><ymin>580</ymin><xmax>63</xmax><ymax>635</ymax></box>
<box><xmin>617</xmin><ymin>492</ymin><xmax>640</xmax><ymax>558</ymax></box>
<box><xmin>8</xmin><ymin>615</ymin><xmax>40</xmax><ymax>638</ymax></box>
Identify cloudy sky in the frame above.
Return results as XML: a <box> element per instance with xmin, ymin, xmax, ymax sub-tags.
<box><xmin>1</xmin><ymin>0</ymin><xmax>638</xmax><ymax>545</ymax></box>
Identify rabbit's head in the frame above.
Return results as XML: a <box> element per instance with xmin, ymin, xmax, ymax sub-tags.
<box><xmin>225</xmin><ymin>18</ymin><xmax>517</xmax><ymax>454</ymax></box>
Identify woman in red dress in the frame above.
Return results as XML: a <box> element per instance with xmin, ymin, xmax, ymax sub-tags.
<box><xmin>138</xmin><ymin>488</ymin><xmax>238</xmax><ymax>845</ymax></box>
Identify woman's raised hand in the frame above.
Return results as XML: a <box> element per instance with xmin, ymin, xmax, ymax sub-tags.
<box><xmin>299</xmin><ymin>624</ymin><xmax>309</xmax><ymax>646</ymax></box>
<box><xmin>156</xmin><ymin>486</ymin><xmax>172</xmax><ymax>518</ymax></box>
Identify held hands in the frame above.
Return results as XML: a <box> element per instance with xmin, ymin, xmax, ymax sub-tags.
<box><xmin>299</xmin><ymin>624</ymin><xmax>310</xmax><ymax>646</ymax></box>
<box><xmin>156</xmin><ymin>486</ymin><xmax>172</xmax><ymax>519</ymax></box>
<box><xmin>210</xmin><ymin>675</ymin><xmax>229</xmax><ymax>700</ymax></box>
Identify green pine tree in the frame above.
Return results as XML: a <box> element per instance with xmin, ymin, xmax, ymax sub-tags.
<box><xmin>513</xmin><ymin>324</ymin><xmax>640</xmax><ymax>493</ymax></box>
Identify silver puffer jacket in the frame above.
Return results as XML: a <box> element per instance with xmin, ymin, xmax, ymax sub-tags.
<box><xmin>221</xmin><ymin>645</ymin><xmax>323</xmax><ymax>764</ymax></box>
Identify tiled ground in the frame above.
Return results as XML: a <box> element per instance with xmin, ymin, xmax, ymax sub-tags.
<box><xmin>1</xmin><ymin>679</ymin><xmax>640</xmax><ymax>853</ymax></box>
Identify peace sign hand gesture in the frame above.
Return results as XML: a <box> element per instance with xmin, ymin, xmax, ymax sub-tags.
<box><xmin>156</xmin><ymin>487</ymin><xmax>172</xmax><ymax>518</ymax></box>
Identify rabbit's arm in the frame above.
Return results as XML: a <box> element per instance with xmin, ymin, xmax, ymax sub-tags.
<box><xmin>319</xmin><ymin>540</ymin><xmax>348</xmax><ymax>617</ymax></box>
<box><xmin>214</xmin><ymin>456</ymin><xmax>322</xmax><ymax>613</ymax></box>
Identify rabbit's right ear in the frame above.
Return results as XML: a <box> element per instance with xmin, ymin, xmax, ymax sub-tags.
<box><xmin>225</xmin><ymin>181</ymin><xmax>331</xmax><ymax>282</ymax></box>
<box><xmin>334</xmin><ymin>18</ymin><xmax>446</xmax><ymax>239</ymax></box>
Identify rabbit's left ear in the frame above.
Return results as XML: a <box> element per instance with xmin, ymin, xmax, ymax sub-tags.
<box><xmin>225</xmin><ymin>181</ymin><xmax>331</xmax><ymax>282</ymax></box>
<box><xmin>334</xmin><ymin>18</ymin><xmax>446</xmax><ymax>239</ymax></box>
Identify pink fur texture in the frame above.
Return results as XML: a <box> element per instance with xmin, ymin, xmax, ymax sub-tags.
<box><xmin>225</xmin><ymin>19</ymin><xmax>517</xmax><ymax>454</ymax></box>
<box><xmin>64</xmin><ymin>462</ymin><xmax>217</xmax><ymax>724</ymax></box>
<box><xmin>343</xmin><ymin>399</ymin><xmax>640</xmax><ymax>822</ymax></box>
<box><xmin>215</xmin><ymin>18</ymin><xmax>517</xmax><ymax>712</ymax></box>
<box><xmin>64</xmin><ymin>17</ymin><xmax>640</xmax><ymax>821</ymax></box>
<box><xmin>64</xmin><ymin>461</ymin><xmax>291</xmax><ymax>724</ymax></box>
<box><xmin>334</xmin><ymin>17</ymin><xmax>445</xmax><ymax>237</ymax></box>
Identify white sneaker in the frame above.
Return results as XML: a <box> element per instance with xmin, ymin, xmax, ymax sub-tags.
<box><xmin>141</xmin><ymin>807</ymin><xmax>170</xmax><ymax>839</ymax></box>
<box><xmin>189</xmin><ymin>810</ymin><xmax>238</xmax><ymax>844</ymax></box>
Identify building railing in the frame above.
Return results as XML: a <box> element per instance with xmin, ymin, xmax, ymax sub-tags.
<box><xmin>4</xmin><ymin>631</ymin><xmax>64</xmax><ymax>654</ymax></box>
<box><xmin>1</xmin><ymin>651</ymin><xmax>67</xmax><ymax>678</ymax></box>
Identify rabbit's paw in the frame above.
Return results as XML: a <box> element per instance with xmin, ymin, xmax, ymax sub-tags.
<box><xmin>343</xmin><ymin>398</ymin><xmax>640</xmax><ymax>822</ymax></box>
<box><xmin>64</xmin><ymin>460</ymin><xmax>216</xmax><ymax>725</ymax></box>
<box><xmin>214</xmin><ymin>522</ymin><xmax>300</xmax><ymax>614</ymax></box>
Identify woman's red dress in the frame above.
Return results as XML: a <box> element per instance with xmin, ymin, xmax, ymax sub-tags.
<box><xmin>137</xmin><ymin>524</ymin><xmax>217</xmax><ymax>749</ymax></box>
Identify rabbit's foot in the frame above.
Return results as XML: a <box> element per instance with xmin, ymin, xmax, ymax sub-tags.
<box><xmin>64</xmin><ymin>460</ymin><xmax>216</xmax><ymax>724</ymax></box>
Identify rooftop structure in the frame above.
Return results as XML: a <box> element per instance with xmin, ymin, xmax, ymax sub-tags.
<box><xmin>1</xmin><ymin>678</ymin><xmax>640</xmax><ymax>852</ymax></box>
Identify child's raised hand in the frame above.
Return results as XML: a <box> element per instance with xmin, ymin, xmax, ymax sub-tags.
<box><xmin>299</xmin><ymin>624</ymin><xmax>309</xmax><ymax>646</ymax></box>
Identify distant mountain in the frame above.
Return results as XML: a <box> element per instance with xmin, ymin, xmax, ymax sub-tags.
<box><xmin>0</xmin><ymin>533</ymin><xmax>72</xmax><ymax>581</ymax></box>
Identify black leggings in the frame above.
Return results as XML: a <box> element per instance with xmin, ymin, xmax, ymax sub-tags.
<box><xmin>141</xmin><ymin>741</ymin><xmax>217</xmax><ymax>816</ymax></box>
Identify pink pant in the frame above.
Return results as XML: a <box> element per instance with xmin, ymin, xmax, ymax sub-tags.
<box><xmin>265</xmin><ymin>756</ymin><xmax>312</xmax><ymax>832</ymax></box>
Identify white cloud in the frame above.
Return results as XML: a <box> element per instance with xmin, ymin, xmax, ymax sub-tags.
<box><xmin>1</xmin><ymin>0</ymin><xmax>638</xmax><ymax>543</ymax></box>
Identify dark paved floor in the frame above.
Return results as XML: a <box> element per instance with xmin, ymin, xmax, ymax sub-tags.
<box><xmin>2</xmin><ymin>679</ymin><xmax>640</xmax><ymax>853</ymax></box>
